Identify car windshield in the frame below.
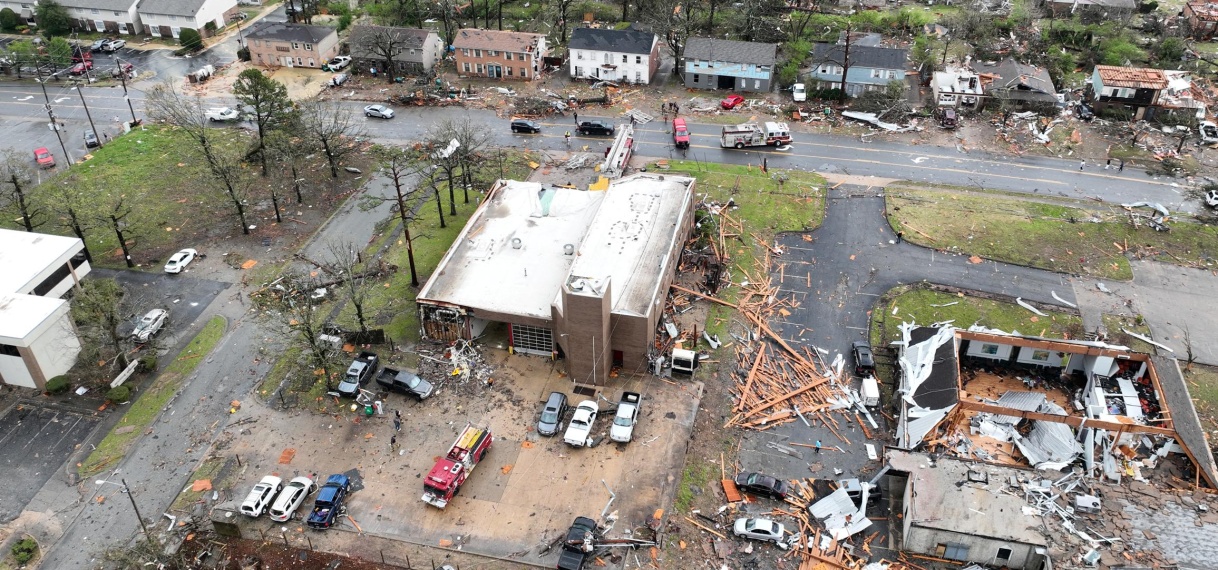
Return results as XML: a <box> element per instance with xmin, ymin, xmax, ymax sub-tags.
<box><xmin>613</xmin><ymin>407</ymin><xmax>634</xmax><ymax>426</ymax></box>
<box><xmin>540</xmin><ymin>409</ymin><xmax>559</xmax><ymax>423</ymax></box>
<box><xmin>405</xmin><ymin>375</ymin><xmax>422</xmax><ymax>389</ymax></box>
<box><xmin>571</xmin><ymin>418</ymin><xmax>588</xmax><ymax>427</ymax></box>
<box><xmin>676</xmin><ymin>128</ymin><xmax>688</xmax><ymax>136</ymax></box>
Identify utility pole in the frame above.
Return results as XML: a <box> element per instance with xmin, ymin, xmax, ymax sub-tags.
<box><xmin>115</xmin><ymin>57</ymin><xmax>138</xmax><ymax>126</ymax></box>
<box><xmin>34</xmin><ymin>67</ymin><xmax>73</xmax><ymax>166</ymax></box>
<box><xmin>838</xmin><ymin>23</ymin><xmax>852</xmax><ymax>97</ymax></box>
<box><xmin>73</xmin><ymin>81</ymin><xmax>102</xmax><ymax>147</ymax></box>
<box><xmin>120</xmin><ymin>479</ymin><xmax>153</xmax><ymax>543</ymax></box>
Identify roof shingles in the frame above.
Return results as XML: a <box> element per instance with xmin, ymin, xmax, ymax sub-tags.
<box><xmin>245</xmin><ymin>21</ymin><xmax>337</xmax><ymax>45</ymax></box>
<box><xmin>1095</xmin><ymin>65</ymin><xmax>1169</xmax><ymax>90</ymax></box>
<box><xmin>568</xmin><ymin>27</ymin><xmax>656</xmax><ymax>55</ymax></box>
<box><xmin>452</xmin><ymin>28</ymin><xmax>544</xmax><ymax>54</ymax></box>
<box><xmin>683</xmin><ymin>37</ymin><xmax>777</xmax><ymax>66</ymax></box>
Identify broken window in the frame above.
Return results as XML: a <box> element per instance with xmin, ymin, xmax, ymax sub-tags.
<box><xmin>996</xmin><ymin>547</ymin><xmax>1012</xmax><ymax>562</ymax></box>
<box><xmin>980</xmin><ymin>343</ymin><xmax>999</xmax><ymax>355</ymax></box>
<box><xmin>935</xmin><ymin>543</ymin><xmax>969</xmax><ymax>561</ymax></box>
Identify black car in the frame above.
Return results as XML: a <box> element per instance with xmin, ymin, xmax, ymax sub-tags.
<box><xmin>576</xmin><ymin>120</ymin><xmax>615</xmax><ymax>136</ymax></box>
<box><xmin>1075</xmin><ymin>103</ymin><xmax>1095</xmax><ymax>122</ymax></box>
<box><xmin>375</xmin><ymin>366</ymin><xmax>434</xmax><ymax>400</ymax></box>
<box><xmin>511</xmin><ymin>119</ymin><xmax>541</xmax><ymax>133</ymax></box>
<box><xmin>852</xmin><ymin>340</ymin><xmax>875</xmax><ymax>376</ymax></box>
<box><xmin>537</xmin><ymin>391</ymin><xmax>569</xmax><ymax>436</ymax></box>
<box><xmin>734</xmin><ymin>472</ymin><xmax>788</xmax><ymax>500</ymax></box>
<box><xmin>83</xmin><ymin>130</ymin><xmax>99</xmax><ymax>148</ymax></box>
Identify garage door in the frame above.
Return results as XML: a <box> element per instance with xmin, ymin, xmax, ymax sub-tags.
<box><xmin>510</xmin><ymin>324</ymin><xmax>553</xmax><ymax>357</ymax></box>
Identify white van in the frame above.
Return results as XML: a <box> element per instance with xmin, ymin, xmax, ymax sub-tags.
<box><xmin>792</xmin><ymin>83</ymin><xmax>807</xmax><ymax>102</ymax></box>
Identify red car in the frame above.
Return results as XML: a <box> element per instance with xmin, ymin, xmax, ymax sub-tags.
<box><xmin>69</xmin><ymin>61</ymin><xmax>94</xmax><ymax>75</ymax></box>
<box><xmin>34</xmin><ymin>147</ymin><xmax>54</xmax><ymax>168</ymax></box>
<box><xmin>721</xmin><ymin>94</ymin><xmax>745</xmax><ymax>110</ymax></box>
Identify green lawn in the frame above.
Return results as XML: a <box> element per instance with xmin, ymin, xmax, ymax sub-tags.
<box><xmin>1184</xmin><ymin>365</ymin><xmax>1218</xmax><ymax>431</ymax></box>
<box><xmin>78</xmin><ymin>316</ymin><xmax>227</xmax><ymax>478</ymax></box>
<box><xmin>886</xmin><ymin>185</ymin><xmax>1218</xmax><ymax>280</ymax></box>
<box><xmin>871</xmin><ymin>285</ymin><xmax>1083</xmax><ymax>347</ymax></box>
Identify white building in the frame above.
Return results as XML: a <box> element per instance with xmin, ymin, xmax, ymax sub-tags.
<box><xmin>138</xmin><ymin>0</ymin><xmax>238</xmax><ymax>39</ymax></box>
<box><xmin>59</xmin><ymin>0</ymin><xmax>143</xmax><ymax>35</ymax></box>
<box><xmin>567</xmin><ymin>26</ymin><xmax>661</xmax><ymax>85</ymax></box>
<box><xmin>0</xmin><ymin>229</ymin><xmax>90</xmax><ymax>390</ymax></box>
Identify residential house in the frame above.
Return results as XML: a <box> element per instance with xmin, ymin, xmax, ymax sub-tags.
<box><xmin>0</xmin><ymin>229</ymin><xmax>90</xmax><ymax>391</ymax></box>
<box><xmin>348</xmin><ymin>25</ymin><xmax>444</xmax><ymax>76</ymax></box>
<box><xmin>681</xmin><ymin>37</ymin><xmax>778</xmax><ymax>92</ymax></box>
<box><xmin>567</xmin><ymin>26</ymin><xmax>660</xmax><ymax>85</ymax></box>
<box><xmin>810</xmin><ymin>43</ymin><xmax>908</xmax><ymax>97</ymax></box>
<box><xmin>1185</xmin><ymin>0</ymin><xmax>1218</xmax><ymax>40</ymax></box>
<box><xmin>137</xmin><ymin>0</ymin><xmax>239</xmax><ymax>39</ymax></box>
<box><xmin>0</xmin><ymin>0</ymin><xmax>37</xmax><ymax>27</ymax></box>
<box><xmin>1041</xmin><ymin>0</ymin><xmax>1135</xmax><ymax>17</ymax></box>
<box><xmin>452</xmin><ymin>28</ymin><xmax>547</xmax><ymax>81</ymax></box>
<box><xmin>932</xmin><ymin>65</ymin><xmax>983</xmax><ymax>110</ymax></box>
<box><xmin>58</xmin><ymin>0</ymin><xmax>143</xmax><ymax>35</ymax></box>
<box><xmin>244</xmin><ymin>21</ymin><xmax>339</xmax><ymax>69</ymax></box>
<box><xmin>1089</xmin><ymin>65</ymin><xmax>1169</xmax><ymax>120</ymax></box>
<box><xmin>975</xmin><ymin>58</ymin><xmax>1057</xmax><ymax>110</ymax></box>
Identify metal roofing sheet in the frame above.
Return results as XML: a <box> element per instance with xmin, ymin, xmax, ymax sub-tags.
<box><xmin>990</xmin><ymin>391</ymin><xmax>1047</xmax><ymax>425</ymax></box>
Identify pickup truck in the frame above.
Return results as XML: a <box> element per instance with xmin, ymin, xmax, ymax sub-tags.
<box><xmin>609</xmin><ymin>392</ymin><xmax>640</xmax><ymax>443</ymax></box>
<box><xmin>205</xmin><ymin>107</ymin><xmax>240</xmax><ymax>122</ymax></box>
<box><xmin>306</xmin><ymin>474</ymin><xmax>351</xmax><ymax>530</ymax></box>
<box><xmin>556</xmin><ymin>516</ymin><xmax>598</xmax><ymax>570</ymax></box>
<box><xmin>375</xmin><ymin>366</ymin><xmax>435</xmax><ymax>400</ymax></box>
<box><xmin>338</xmin><ymin>351</ymin><xmax>379</xmax><ymax>397</ymax></box>
<box><xmin>563</xmin><ymin>400</ymin><xmax>599</xmax><ymax>447</ymax></box>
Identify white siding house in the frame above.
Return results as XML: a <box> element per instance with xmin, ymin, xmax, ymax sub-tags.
<box><xmin>59</xmin><ymin>0</ymin><xmax>143</xmax><ymax>35</ymax></box>
<box><xmin>138</xmin><ymin>0</ymin><xmax>238</xmax><ymax>39</ymax></box>
<box><xmin>567</xmin><ymin>26</ymin><xmax>660</xmax><ymax>85</ymax></box>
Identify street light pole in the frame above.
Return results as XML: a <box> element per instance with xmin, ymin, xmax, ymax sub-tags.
<box><xmin>114</xmin><ymin>56</ymin><xmax>138</xmax><ymax>126</ymax></box>
<box><xmin>97</xmin><ymin>479</ymin><xmax>153</xmax><ymax>543</ymax></box>
<box><xmin>33</xmin><ymin>67</ymin><xmax>73</xmax><ymax>166</ymax></box>
<box><xmin>73</xmin><ymin>81</ymin><xmax>102</xmax><ymax>148</ymax></box>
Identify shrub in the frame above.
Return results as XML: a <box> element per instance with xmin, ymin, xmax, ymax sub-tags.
<box><xmin>11</xmin><ymin>537</ymin><xmax>37</xmax><ymax>564</ymax></box>
<box><xmin>237</xmin><ymin>45</ymin><xmax>250</xmax><ymax>61</ymax></box>
<box><xmin>138</xmin><ymin>354</ymin><xmax>158</xmax><ymax>373</ymax></box>
<box><xmin>179</xmin><ymin>28</ymin><xmax>203</xmax><ymax>51</ymax></box>
<box><xmin>44</xmin><ymin>375</ymin><xmax>69</xmax><ymax>395</ymax></box>
<box><xmin>106</xmin><ymin>385</ymin><xmax>131</xmax><ymax>403</ymax></box>
<box><xmin>0</xmin><ymin>8</ymin><xmax>19</xmax><ymax>32</ymax></box>
<box><xmin>337</xmin><ymin>13</ymin><xmax>352</xmax><ymax>32</ymax></box>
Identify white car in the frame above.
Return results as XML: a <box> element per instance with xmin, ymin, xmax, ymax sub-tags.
<box><xmin>1205</xmin><ymin>189</ymin><xmax>1218</xmax><ymax>208</ymax></box>
<box><xmin>268</xmin><ymin>476</ymin><xmax>315</xmax><ymax>522</ymax></box>
<box><xmin>792</xmin><ymin>83</ymin><xmax>806</xmax><ymax>102</ymax></box>
<box><xmin>205</xmin><ymin>107</ymin><xmax>240</xmax><ymax>122</ymax></box>
<box><xmin>325</xmin><ymin>55</ymin><xmax>351</xmax><ymax>71</ymax></box>
<box><xmin>164</xmin><ymin>248</ymin><xmax>197</xmax><ymax>273</ymax></box>
<box><xmin>609</xmin><ymin>391</ymin><xmax>640</xmax><ymax>443</ymax></box>
<box><xmin>131</xmin><ymin>309</ymin><xmax>167</xmax><ymax>343</ymax></box>
<box><xmin>239</xmin><ymin>476</ymin><xmax>283</xmax><ymax>517</ymax></box>
<box><xmin>102</xmin><ymin>39</ymin><xmax>126</xmax><ymax>52</ymax></box>
<box><xmin>364</xmin><ymin>104</ymin><xmax>394</xmax><ymax>119</ymax></box>
<box><xmin>733</xmin><ymin>517</ymin><xmax>787</xmax><ymax>544</ymax></box>
<box><xmin>563</xmin><ymin>400</ymin><xmax>599</xmax><ymax>447</ymax></box>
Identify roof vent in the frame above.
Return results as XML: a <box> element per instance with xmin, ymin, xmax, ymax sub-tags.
<box><xmin>511</xmin><ymin>238</ymin><xmax>522</xmax><ymax>249</ymax></box>
<box><xmin>563</xmin><ymin>244</ymin><xmax>575</xmax><ymax>255</ymax></box>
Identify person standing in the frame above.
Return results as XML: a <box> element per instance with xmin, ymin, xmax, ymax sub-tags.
<box><xmin>814</xmin><ymin>440</ymin><xmax>822</xmax><ymax>454</ymax></box>
<box><xmin>1118</xmin><ymin>159</ymin><xmax>1125</xmax><ymax>172</ymax></box>
<box><xmin>390</xmin><ymin>435</ymin><xmax>399</xmax><ymax>453</ymax></box>
<box><xmin>393</xmin><ymin>416</ymin><xmax>401</xmax><ymax>431</ymax></box>
<box><xmin>573</xmin><ymin>111</ymin><xmax>578</xmax><ymax>124</ymax></box>
<box><xmin>897</xmin><ymin>231</ymin><xmax>904</xmax><ymax>244</ymax></box>
<box><xmin>1105</xmin><ymin>158</ymin><xmax>1112</xmax><ymax>170</ymax></box>
<box><xmin>1079</xmin><ymin>160</ymin><xmax>1085</xmax><ymax>171</ymax></box>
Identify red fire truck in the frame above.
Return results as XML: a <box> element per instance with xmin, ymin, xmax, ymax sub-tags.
<box><xmin>422</xmin><ymin>424</ymin><xmax>493</xmax><ymax>509</ymax></box>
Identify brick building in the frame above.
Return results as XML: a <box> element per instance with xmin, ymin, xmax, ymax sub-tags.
<box><xmin>244</xmin><ymin>21</ymin><xmax>339</xmax><ymax>69</ymax></box>
<box><xmin>416</xmin><ymin>173</ymin><xmax>696</xmax><ymax>386</ymax></box>
<box><xmin>451</xmin><ymin>28</ymin><xmax>547</xmax><ymax>81</ymax></box>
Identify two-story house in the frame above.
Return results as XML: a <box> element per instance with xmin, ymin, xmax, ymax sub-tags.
<box><xmin>974</xmin><ymin>58</ymin><xmax>1057</xmax><ymax>110</ymax></box>
<box><xmin>452</xmin><ymin>28</ymin><xmax>547</xmax><ymax>81</ymax></box>
<box><xmin>1185</xmin><ymin>0</ymin><xmax>1218</xmax><ymax>39</ymax></box>
<box><xmin>1089</xmin><ymin>65</ymin><xmax>1169</xmax><ymax>120</ymax></box>
<box><xmin>932</xmin><ymin>65</ymin><xmax>983</xmax><ymax>110</ymax></box>
<box><xmin>810</xmin><ymin>43</ymin><xmax>908</xmax><ymax>98</ymax></box>
<box><xmin>681</xmin><ymin>37</ymin><xmax>778</xmax><ymax>92</ymax></box>
<box><xmin>567</xmin><ymin>26</ymin><xmax>660</xmax><ymax>85</ymax></box>
<box><xmin>349</xmin><ymin>25</ymin><xmax>444</xmax><ymax>76</ymax></box>
<box><xmin>137</xmin><ymin>0</ymin><xmax>238</xmax><ymax>39</ymax></box>
<box><xmin>59</xmin><ymin>0</ymin><xmax>143</xmax><ymax>35</ymax></box>
<box><xmin>0</xmin><ymin>0</ymin><xmax>37</xmax><ymax>28</ymax></box>
<box><xmin>245</xmin><ymin>21</ymin><xmax>339</xmax><ymax>68</ymax></box>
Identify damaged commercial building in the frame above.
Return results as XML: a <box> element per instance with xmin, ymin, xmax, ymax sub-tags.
<box><xmin>415</xmin><ymin>173</ymin><xmax>695</xmax><ymax>386</ymax></box>
<box><xmin>886</xmin><ymin>323</ymin><xmax>1218</xmax><ymax>568</ymax></box>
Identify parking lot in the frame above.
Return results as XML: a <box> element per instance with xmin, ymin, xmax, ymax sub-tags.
<box><xmin>214</xmin><ymin>349</ymin><xmax>702</xmax><ymax>565</ymax></box>
<box><xmin>0</xmin><ymin>402</ymin><xmax>100</xmax><ymax>523</ymax></box>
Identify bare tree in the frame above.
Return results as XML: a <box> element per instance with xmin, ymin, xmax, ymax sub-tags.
<box><xmin>295</xmin><ymin>99</ymin><xmax>365</xmax><ymax>179</ymax></box>
<box><xmin>232</xmin><ymin>69</ymin><xmax>294</xmax><ymax>176</ymax></box>
<box><xmin>325</xmin><ymin>241</ymin><xmax>375</xmax><ymax>332</ymax></box>
<box><xmin>97</xmin><ymin>188</ymin><xmax>140</xmax><ymax>268</ymax></box>
<box><xmin>40</xmin><ymin>174</ymin><xmax>97</xmax><ymax>263</ymax></box>
<box><xmin>355</xmin><ymin>26</ymin><xmax>412</xmax><ymax>82</ymax></box>
<box><xmin>265</xmin><ymin>271</ymin><xmax>342</xmax><ymax>389</ymax></box>
<box><xmin>1181</xmin><ymin>324</ymin><xmax>1196</xmax><ymax>371</ymax></box>
<box><xmin>145</xmin><ymin>84</ymin><xmax>254</xmax><ymax>234</ymax></box>
<box><xmin>363</xmin><ymin>147</ymin><xmax>430</xmax><ymax>286</ymax></box>
<box><xmin>70</xmin><ymin>277</ymin><xmax>130</xmax><ymax>367</ymax></box>
<box><xmin>638</xmin><ymin>0</ymin><xmax>700</xmax><ymax>70</ymax></box>
<box><xmin>265</xmin><ymin>129</ymin><xmax>318</xmax><ymax>204</ymax></box>
<box><xmin>428</xmin><ymin>117</ymin><xmax>493</xmax><ymax>204</ymax></box>
<box><xmin>0</xmin><ymin>149</ymin><xmax>45</xmax><ymax>231</ymax></box>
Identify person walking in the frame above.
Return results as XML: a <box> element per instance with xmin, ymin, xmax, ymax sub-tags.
<box><xmin>573</xmin><ymin>111</ymin><xmax>578</xmax><ymax>124</ymax></box>
<box><xmin>1105</xmin><ymin>158</ymin><xmax>1112</xmax><ymax>170</ymax></box>
<box><xmin>1118</xmin><ymin>159</ymin><xmax>1125</xmax><ymax>172</ymax></box>
<box><xmin>393</xmin><ymin>416</ymin><xmax>401</xmax><ymax>431</ymax></box>
<box><xmin>564</xmin><ymin>131</ymin><xmax>571</xmax><ymax>148</ymax></box>
<box><xmin>1079</xmin><ymin>160</ymin><xmax>1085</xmax><ymax>171</ymax></box>
<box><xmin>896</xmin><ymin>231</ymin><xmax>904</xmax><ymax>244</ymax></box>
<box><xmin>814</xmin><ymin>440</ymin><xmax>822</xmax><ymax>454</ymax></box>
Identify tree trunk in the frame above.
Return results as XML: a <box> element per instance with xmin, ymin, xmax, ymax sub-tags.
<box><xmin>10</xmin><ymin>174</ymin><xmax>35</xmax><ymax>231</ymax></box>
<box><xmin>446</xmin><ymin>168</ymin><xmax>457</xmax><ymax>216</ymax></box>
<box><xmin>321</xmin><ymin>138</ymin><xmax>339</xmax><ymax>177</ymax></box>
<box><xmin>293</xmin><ymin>164</ymin><xmax>304</xmax><ymax>203</ymax></box>
<box><xmin>271</xmin><ymin>190</ymin><xmax>283</xmax><ymax>223</ymax></box>
<box><xmin>111</xmin><ymin>215</ymin><xmax>134</xmax><ymax>268</ymax></box>
<box><xmin>67</xmin><ymin>207</ymin><xmax>92</xmax><ymax>264</ymax></box>
<box><xmin>433</xmin><ymin>181</ymin><xmax>446</xmax><ymax>229</ymax></box>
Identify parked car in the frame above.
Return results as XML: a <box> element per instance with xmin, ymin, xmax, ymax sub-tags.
<box><xmin>83</xmin><ymin>130</ymin><xmax>99</xmax><ymax>148</ymax></box>
<box><xmin>734</xmin><ymin>472</ymin><xmax>788</xmax><ymax>500</ymax></box>
<box><xmin>102</xmin><ymin>39</ymin><xmax>126</xmax><ymax>52</ymax></box>
<box><xmin>239</xmin><ymin>476</ymin><xmax>283</xmax><ymax>517</ymax></box>
<box><xmin>732</xmin><ymin>517</ymin><xmax>787</xmax><ymax>544</ymax></box>
<box><xmin>112</xmin><ymin>62</ymin><xmax>134</xmax><ymax>78</ymax></box>
<box><xmin>934</xmin><ymin>107</ymin><xmax>958</xmax><ymax>129</ymax></box>
<box><xmin>672</xmin><ymin>117</ymin><xmax>690</xmax><ymax>149</ymax></box>
<box><xmin>721</xmin><ymin>94</ymin><xmax>745</xmax><ymax>110</ymax></box>
<box><xmin>323</xmin><ymin>55</ymin><xmax>351</xmax><ymax>71</ymax></box>
<box><xmin>1075</xmin><ymin>103</ymin><xmax>1095</xmax><ymax>122</ymax></box>
<box><xmin>34</xmin><ymin>147</ymin><xmax>55</xmax><ymax>168</ymax></box>
<box><xmin>792</xmin><ymin>83</ymin><xmax>806</xmax><ymax>102</ymax></box>
<box><xmin>90</xmin><ymin>39</ymin><xmax>109</xmax><ymax>52</ymax></box>
<box><xmin>563</xmin><ymin>400</ymin><xmax>599</xmax><ymax>446</ymax></box>
<box><xmin>851</xmin><ymin>340</ymin><xmax>875</xmax><ymax>376</ymax></box>
<box><xmin>269</xmin><ymin>476</ymin><xmax>316</xmax><ymax>522</ymax></box>
<box><xmin>307</xmin><ymin>474</ymin><xmax>351</xmax><ymax>529</ymax></box>
<box><xmin>364</xmin><ymin>104</ymin><xmax>394</xmax><ymax>119</ymax></box>
<box><xmin>609</xmin><ymin>391</ymin><xmax>640</xmax><ymax>443</ymax></box>
<box><xmin>131</xmin><ymin>309</ymin><xmax>168</xmax><ymax>343</ymax></box>
<box><xmin>511</xmin><ymin>118</ymin><xmax>542</xmax><ymax>133</ymax></box>
<box><xmin>69</xmin><ymin>61</ymin><xmax>94</xmax><ymax>75</ymax></box>
<box><xmin>1205</xmin><ymin>189</ymin><xmax>1218</xmax><ymax>208</ymax></box>
<box><xmin>537</xmin><ymin>391</ymin><xmax>568</xmax><ymax>436</ymax></box>
<box><xmin>576</xmin><ymin>120</ymin><xmax>615</xmax><ymax>136</ymax></box>
<box><xmin>164</xmin><ymin>248</ymin><xmax>198</xmax><ymax>274</ymax></box>
<box><xmin>375</xmin><ymin>366</ymin><xmax>434</xmax><ymax>400</ymax></box>
<box><xmin>1201</xmin><ymin>120</ymin><xmax>1218</xmax><ymax>145</ymax></box>
<box><xmin>330</xmin><ymin>73</ymin><xmax>349</xmax><ymax>87</ymax></box>
<box><xmin>205</xmin><ymin>107</ymin><xmax>240</xmax><ymax>122</ymax></box>
<box><xmin>338</xmin><ymin>351</ymin><xmax>379</xmax><ymax>397</ymax></box>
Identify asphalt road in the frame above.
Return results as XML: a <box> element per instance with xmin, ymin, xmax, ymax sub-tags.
<box><xmin>0</xmin><ymin>403</ymin><xmax>99</xmax><ymax>524</ymax></box>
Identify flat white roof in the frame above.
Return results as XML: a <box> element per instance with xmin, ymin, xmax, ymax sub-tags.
<box><xmin>568</xmin><ymin>173</ymin><xmax>694</xmax><ymax>316</ymax></box>
<box><xmin>418</xmin><ymin>181</ymin><xmax>606</xmax><ymax>320</ymax></box>
<box><xmin>419</xmin><ymin>173</ymin><xmax>694</xmax><ymax>322</ymax></box>
<box><xmin>0</xmin><ymin>294</ymin><xmax>67</xmax><ymax>341</ymax></box>
<box><xmin>0</xmin><ymin>228</ymin><xmax>83</xmax><ymax>294</ymax></box>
